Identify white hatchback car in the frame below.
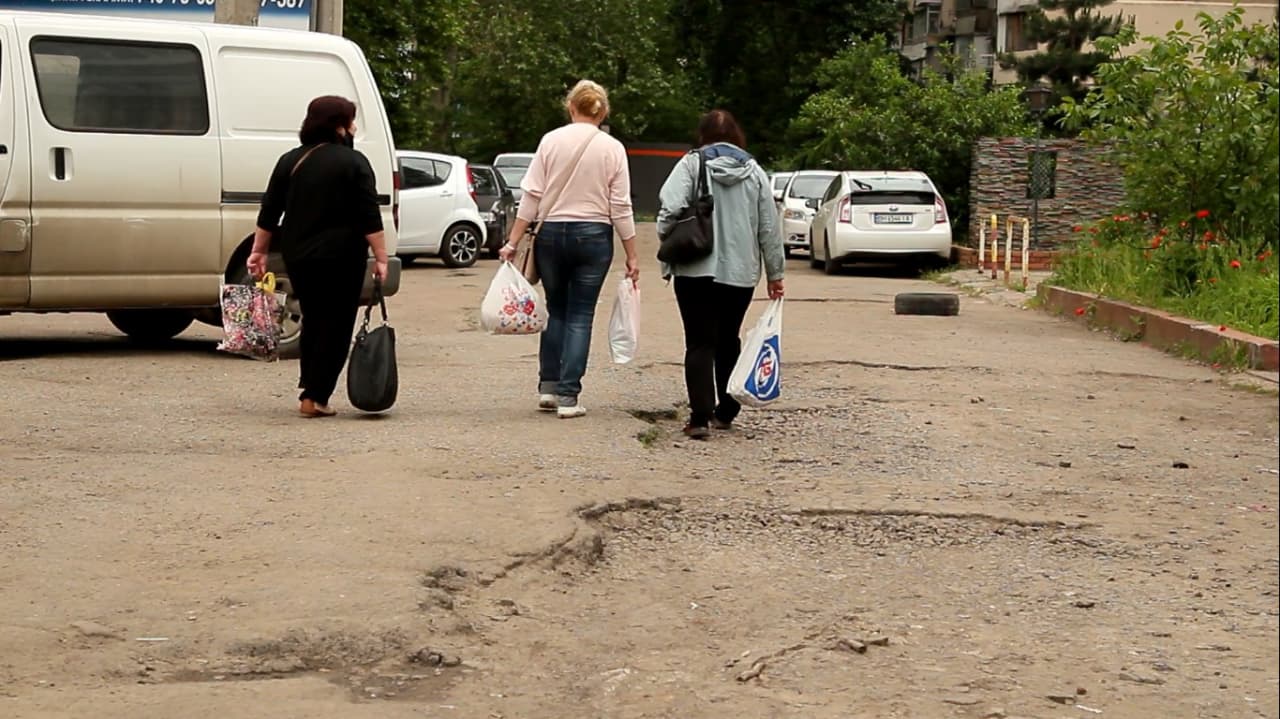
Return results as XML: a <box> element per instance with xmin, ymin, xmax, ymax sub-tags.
<box><xmin>780</xmin><ymin>171</ymin><xmax>838</xmax><ymax>258</ymax></box>
<box><xmin>396</xmin><ymin>150</ymin><xmax>488</xmax><ymax>268</ymax></box>
<box><xmin>807</xmin><ymin>171</ymin><xmax>952</xmax><ymax>274</ymax></box>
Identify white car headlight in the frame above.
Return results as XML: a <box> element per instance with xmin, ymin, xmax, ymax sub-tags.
<box><xmin>783</xmin><ymin>209</ymin><xmax>806</xmax><ymax>221</ymax></box>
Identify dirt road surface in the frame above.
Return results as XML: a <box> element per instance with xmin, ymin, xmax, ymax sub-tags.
<box><xmin>2</xmin><ymin>226</ymin><xmax>1276</xmax><ymax>719</ymax></box>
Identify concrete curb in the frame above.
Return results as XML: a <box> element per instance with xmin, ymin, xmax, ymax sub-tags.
<box><xmin>1036</xmin><ymin>285</ymin><xmax>1280</xmax><ymax>371</ymax></box>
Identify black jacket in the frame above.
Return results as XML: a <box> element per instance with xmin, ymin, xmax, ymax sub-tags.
<box><xmin>257</xmin><ymin>143</ymin><xmax>384</xmax><ymax>264</ymax></box>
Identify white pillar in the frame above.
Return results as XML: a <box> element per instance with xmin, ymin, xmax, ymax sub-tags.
<box><xmin>214</xmin><ymin>0</ymin><xmax>260</xmax><ymax>26</ymax></box>
<box><xmin>315</xmin><ymin>0</ymin><xmax>343</xmax><ymax>34</ymax></box>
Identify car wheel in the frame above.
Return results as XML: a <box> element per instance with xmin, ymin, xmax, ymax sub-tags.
<box><xmin>400</xmin><ymin>255</ymin><xmax>416</xmax><ymax>266</ymax></box>
<box><xmin>106</xmin><ymin>309</ymin><xmax>195</xmax><ymax>343</ymax></box>
<box><xmin>823</xmin><ymin>236</ymin><xmax>839</xmax><ymax>275</ymax></box>
<box><xmin>441</xmin><ymin>224</ymin><xmax>481</xmax><ymax>268</ymax></box>
<box><xmin>784</xmin><ymin>247</ymin><xmax>794</xmax><ymax>259</ymax></box>
<box><xmin>227</xmin><ymin>264</ymin><xmax>303</xmax><ymax>359</ymax></box>
<box><xmin>894</xmin><ymin>292</ymin><xmax>960</xmax><ymax>317</ymax></box>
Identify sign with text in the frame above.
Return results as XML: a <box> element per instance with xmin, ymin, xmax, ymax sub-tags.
<box><xmin>0</xmin><ymin>0</ymin><xmax>312</xmax><ymax>31</ymax></box>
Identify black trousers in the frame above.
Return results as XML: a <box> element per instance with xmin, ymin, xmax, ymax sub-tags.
<box><xmin>673</xmin><ymin>276</ymin><xmax>755</xmax><ymax>427</ymax></box>
<box><xmin>285</xmin><ymin>257</ymin><xmax>366</xmax><ymax>406</ymax></box>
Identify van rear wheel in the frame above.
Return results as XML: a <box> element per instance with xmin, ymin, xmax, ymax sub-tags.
<box><xmin>107</xmin><ymin>309</ymin><xmax>195</xmax><ymax>343</ymax></box>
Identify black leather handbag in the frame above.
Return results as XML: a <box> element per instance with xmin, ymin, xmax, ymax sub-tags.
<box><xmin>656</xmin><ymin>150</ymin><xmax>714</xmax><ymax>264</ymax></box>
<box><xmin>346</xmin><ymin>279</ymin><xmax>398</xmax><ymax>413</ymax></box>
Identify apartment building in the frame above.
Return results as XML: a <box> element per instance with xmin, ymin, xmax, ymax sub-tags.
<box><xmin>896</xmin><ymin>0</ymin><xmax>999</xmax><ymax>76</ymax></box>
<box><xmin>897</xmin><ymin>0</ymin><xmax>1279</xmax><ymax>83</ymax></box>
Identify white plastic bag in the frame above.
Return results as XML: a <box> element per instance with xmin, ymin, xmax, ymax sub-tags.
<box><xmin>608</xmin><ymin>277</ymin><xmax>641</xmax><ymax>364</ymax></box>
<box><xmin>728</xmin><ymin>298</ymin><xmax>783</xmax><ymax>408</ymax></box>
<box><xmin>481</xmin><ymin>261</ymin><xmax>548</xmax><ymax>335</ymax></box>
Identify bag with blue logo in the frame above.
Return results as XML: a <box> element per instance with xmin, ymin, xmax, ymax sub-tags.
<box><xmin>728</xmin><ymin>298</ymin><xmax>783</xmax><ymax>408</ymax></box>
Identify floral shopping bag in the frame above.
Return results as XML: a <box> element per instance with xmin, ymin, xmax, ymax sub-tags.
<box><xmin>217</xmin><ymin>272</ymin><xmax>288</xmax><ymax>361</ymax></box>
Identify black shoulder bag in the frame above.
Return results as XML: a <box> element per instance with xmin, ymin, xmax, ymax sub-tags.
<box><xmin>346</xmin><ymin>279</ymin><xmax>398</xmax><ymax>413</ymax></box>
<box><xmin>656</xmin><ymin>150</ymin><xmax>714</xmax><ymax>264</ymax></box>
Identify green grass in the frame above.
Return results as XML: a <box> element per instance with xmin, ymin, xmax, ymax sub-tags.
<box><xmin>1050</xmin><ymin>232</ymin><xmax>1279</xmax><ymax>340</ymax></box>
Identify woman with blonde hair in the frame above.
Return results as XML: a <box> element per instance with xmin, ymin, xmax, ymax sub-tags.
<box><xmin>499</xmin><ymin>80</ymin><xmax>640</xmax><ymax>419</ymax></box>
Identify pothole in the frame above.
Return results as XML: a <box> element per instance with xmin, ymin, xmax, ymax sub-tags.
<box><xmin>164</xmin><ymin>627</ymin><xmax>465</xmax><ymax>702</ymax></box>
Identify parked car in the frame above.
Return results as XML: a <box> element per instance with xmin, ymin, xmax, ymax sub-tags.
<box><xmin>0</xmin><ymin>9</ymin><xmax>402</xmax><ymax>357</ymax></box>
<box><xmin>493</xmin><ymin>152</ymin><xmax>534</xmax><ymax>202</ymax></box>
<box><xmin>395</xmin><ymin>150</ymin><xmax>487</xmax><ymax>268</ymax></box>
<box><xmin>780</xmin><ymin>171</ymin><xmax>838</xmax><ymax>258</ymax></box>
<box><xmin>470</xmin><ymin>164</ymin><xmax>517</xmax><ymax>257</ymax></box>
<box><xmin>807</xmin><ymin>171</ymin><xmax>952</xmax><ymax>274</ymax></box>
<box><xmin>768</xmin><ymin>171</ymin><xmax>793</xmax><ymax>209</ymax></box>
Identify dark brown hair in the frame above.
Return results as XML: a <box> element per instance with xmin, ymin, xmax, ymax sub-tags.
<box><xmin>696</xmin><ymin>109</ymin><xmax>746</xmax><ymax>148</ymax></box>
<box><xmin>299</xmin><ymin>95</ymin><xmax>357</xmax><ymax>145</ymax></box>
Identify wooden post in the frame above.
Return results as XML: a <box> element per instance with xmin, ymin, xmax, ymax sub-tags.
<box><xmin>978</xmin><ymin>215</ymin><xmax>987</xmax><ymax>273</ymax></box>
<box><xmin>1021</xmin><ymin>218</ymin><xmax>1031</xmax><ymax>288</ymax></box>
<box><xmin>1003</xmin><ymin>217</ymin><xmax>1013</xmax><ymax>285</ymax></box>
<box><xmin>990</xmin><ymin>217</ymin><xmax>999</xmax><ymax>279</ymax></box>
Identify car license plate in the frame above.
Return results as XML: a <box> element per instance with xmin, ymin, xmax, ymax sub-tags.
<box><xmin>874</xmin><ymin>213</ymin><xmax>913</xmax><ymax>224</ymax></box>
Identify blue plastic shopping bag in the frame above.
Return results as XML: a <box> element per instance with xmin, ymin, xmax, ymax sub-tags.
<box><xmin>728</xmin><ymin>298</ymin><xmax>783</xmax><ymax>407</ymax></box>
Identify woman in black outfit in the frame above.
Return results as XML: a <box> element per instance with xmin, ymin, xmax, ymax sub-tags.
<box><xmin>249</xmin><ymin>95</ymin><xmax>389</xmax><ymax>418</ymax></box>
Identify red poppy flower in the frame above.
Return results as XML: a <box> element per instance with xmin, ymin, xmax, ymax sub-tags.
<box><xmin>1088</xmin><ymin>227</ymin><xmax>1099</xmax><ymax>234</ymax></box>
<box><xmin>1209</xmin><ymin>277</ymin><xmax>1219</xmax><ymax>284</ymax></box>
<box><xmin>1203</xmin><ymin>231</ymin><xmax>1215</xmax><ymax>242</ymax></box>
<box><xmin>1219</xmin><ymin>325</ymin><xmax>1227</xmax><ymax>332</ymax></box>
<box><xmin>1150</xmin><ymin>237</ymin><xmax>1162</xmax><ymax>248</ymax></box>
<box><xmin>1198</xmin><ymin>243</ymin><xmax>1209</xmax><ymax>251</ymax></box>
<box><xmin>1074</xmin><ymin>307</ymin><xmax>1086</xmax><ymax>316</ymax></box>
<box><xmin>1158</xmin><ymin>227</ymin><xmax>1169</xmax><ymax>236</ymax></box>
<box><xmin>1071</xmin><ymin>225</ymin><xmax>1083</xmax><ymax>233</ymax></box>
<box><xmin>1118</xmin><ymin>215</ymin><xmax>1131</xmax><ymax>222</ymax></box>
<box><xmin>1195</xmin><ymin>209</ymin><xmax>1211</xmax><ymax>219</ymax></box>
<box><xmin>1230</xmin><ymin>259</ymin><xmax>1242</xmax><ymax>269</ymax></box>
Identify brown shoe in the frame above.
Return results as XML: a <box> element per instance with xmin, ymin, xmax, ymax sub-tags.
<box><xmin>299</xmin><ymin>399</ymin><xmax>337</xmax><ymax>418</ymax></box>
<box><xmin>682</xmin><ymin>423</ymin><xmax>711</xmax><ymax>440</ymax></box>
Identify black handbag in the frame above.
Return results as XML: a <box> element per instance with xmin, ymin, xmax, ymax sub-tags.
<box><xmin>656</xmin><ymin>150</ymin><xmax>714</xmax><ymax>264</ymax></box>
<box><xmin>346</xmin><ymin>279</ymin><xmax>398</xmax><ymax>413</ymax></box>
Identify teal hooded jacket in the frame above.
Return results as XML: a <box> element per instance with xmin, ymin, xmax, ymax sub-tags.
<box><xmin>656</xmin><ymin>143</ymin><xmax>785</xmax><ymax>288</ymax></box>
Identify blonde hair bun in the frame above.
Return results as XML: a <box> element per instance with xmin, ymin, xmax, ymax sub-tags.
<box><xmin>565</xmin><ymin>79</ymin><xmax>610</xmax><ymax>121</ymax></box>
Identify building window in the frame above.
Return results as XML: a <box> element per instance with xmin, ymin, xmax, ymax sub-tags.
<box><xmin>1027</xmin><ymin>150</ymin><xmax>1057</xmax><ymax>200</ymax></box>
<box><xmin>1003</xmin><ymin>12</ymin><xmax>1039</xmax><ymax>52</ymax></box>
<box><xmin>911</xmin><ymin>6</ymin><xmax>941</xmax><ymax>42</ymax></box>
<box><xmin>30</xmin><ymin>38</ymin><xmax>209</xmax><ymax>135</ymax></box>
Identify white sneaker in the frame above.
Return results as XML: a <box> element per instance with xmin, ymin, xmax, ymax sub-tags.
<box><xmin>557</xmin><ymin>405</ymin><xmax>587</xmax><ymax>419</ymax></box>
<box><xmin>538</xmin><ymin>394</ymin><xmax>558</xmax><ymax>412</ymax></box>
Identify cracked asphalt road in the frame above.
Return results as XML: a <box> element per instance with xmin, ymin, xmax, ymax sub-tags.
<box><xmin>1</xmin><ymin>225</ymin><xmax>1276</xmax><ymax>718</ymax></box>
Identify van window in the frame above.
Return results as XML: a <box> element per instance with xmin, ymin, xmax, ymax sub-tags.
<box><xmin>30</xmin><ymin>38</ymin><xmax>209</xmax><ymax>135</ymax></box>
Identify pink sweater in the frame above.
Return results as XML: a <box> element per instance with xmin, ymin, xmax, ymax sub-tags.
<box><xmin>516</xmin><ymin>122</ymin><xmax>636</xmax><ymax>240</ymax></box>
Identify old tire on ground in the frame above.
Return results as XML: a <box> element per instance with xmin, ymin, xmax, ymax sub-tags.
<box><xmin>894</xmin><ymin>292</ymin><xmax>960</xmax><ymax>316</ymax></box>
<box><xmin>106</xmin><ymin>309</ymin><xmax>195</xmax><ymax>343</ymax></box>
<box><xmin>440</xmin><ymin>224</ymin><xmax>481</xmax><ymax>268</ymax></box>
<box><xmin>226</xmin><ymin>264</ymin><xmax>303</xmax><ymax>359</ymax></box>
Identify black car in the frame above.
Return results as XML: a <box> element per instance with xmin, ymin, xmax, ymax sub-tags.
<box><xmin>470</xmin><ymin>165</ymin><xmax>518</xmax><ymax>257</ymax></box>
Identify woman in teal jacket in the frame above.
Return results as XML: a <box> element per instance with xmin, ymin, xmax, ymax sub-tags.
<box><xmin>657</xmin><ymin>110</ymin><xmax>785</xmax><ymax>439</ymax></box>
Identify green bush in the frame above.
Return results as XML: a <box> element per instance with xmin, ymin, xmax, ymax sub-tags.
<box><xmin>1062</xmin><ymin>7</ymin><xmax>1280</xmax><ymax>251</ymax></box>
<box><xmin>1051</xmin><ymin>212</ymin><xmax>1279</xmax><ymax>339</ymax></box>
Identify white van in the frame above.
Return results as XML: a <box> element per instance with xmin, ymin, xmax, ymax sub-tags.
<box><xmin>0</xmin><ymin>11</ymin><xmax>401</xmax><ymax>356</ymax></box>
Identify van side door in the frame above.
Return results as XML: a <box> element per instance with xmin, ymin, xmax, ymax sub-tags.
<box><xmin>17</xmin><ymin>19</ymin><xmax>221</xmax><ymax>309</ymax></box>
<box><xmin>0</xmin><ymin>20</ymin><xmax>33</xmax><ymax>307</ymax></box>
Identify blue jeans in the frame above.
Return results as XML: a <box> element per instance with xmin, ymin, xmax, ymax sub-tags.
<box><xmin>535</xmin><ymin>221</ymin><xmax>614</xmax><ymax>405</ymax></box>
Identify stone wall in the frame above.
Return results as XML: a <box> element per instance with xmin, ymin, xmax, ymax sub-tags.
<box><xmin>968</xmin><ymin>137</ymin><xmax>1126</xmax><ymax>250</ymax></box>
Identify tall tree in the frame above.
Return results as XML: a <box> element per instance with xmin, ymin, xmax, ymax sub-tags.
<box><xmin>669</xmin><ymin>0</ymin><xmax>905</xmax><ymax>163</ymax></box>
<box><xmin>1001</xmin><ymin>0</ymin><xmax>1130</xmax><ymax>128</ymax></box>
<box><xmin>344</xmin><ymin>0</ymin><xmax>467</xmax><ymax>150</ymax></box>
